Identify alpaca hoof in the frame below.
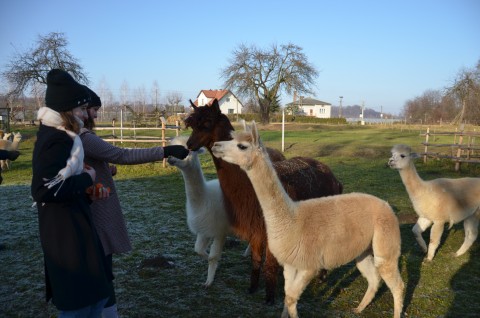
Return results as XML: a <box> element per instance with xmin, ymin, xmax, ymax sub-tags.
<box><xmin>422</xmin><ymin>257</ymin><xmax>433</xmax><ymax>264</ymax></box>
<box><xmin>204</xmin><ymin>279</ymin><xmax>213</xmax><ymax>288</ymax></box>
<box><xmin>353</xmin><ymin>307</ymin><xmax>362</xmax><ymax>314</ymax></box>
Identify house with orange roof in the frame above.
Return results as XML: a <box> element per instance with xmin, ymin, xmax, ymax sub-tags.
<box><xmin>193</xmin><ymin>89</ymin><xmax>244</xmax><ymax>114</ymax></box>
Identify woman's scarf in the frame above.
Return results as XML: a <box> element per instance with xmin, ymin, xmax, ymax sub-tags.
<box><xmin>37</xmin><ymin>106</ymin><xmax>85</xmax><ymax>196</ymax></box>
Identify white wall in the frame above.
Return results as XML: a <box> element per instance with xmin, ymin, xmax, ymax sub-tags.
<box><xmin>197</xmin><ymin>91</ymin><xmax>243</xmax><ymax>114</ymax></box>
<box><xmin>300</xmin><ymin>105</ymin><xmax>331</xmax><ymax>118</ymax></box>
<box><xmin>218</xmin><ymin>93</ymin><xmax>243</xmax><ymax>114</ymax></box>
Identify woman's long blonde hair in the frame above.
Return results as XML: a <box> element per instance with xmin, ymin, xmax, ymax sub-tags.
<box><xmin>60</xmin><ymin>111</ymin><xmax>82</xmax><ymax>134</ymax></box>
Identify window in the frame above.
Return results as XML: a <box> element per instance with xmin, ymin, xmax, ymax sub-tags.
<box><xmin>228</xmin><ymin>109</ymin><xmax>234</xmax><ymax>114</ymax></box>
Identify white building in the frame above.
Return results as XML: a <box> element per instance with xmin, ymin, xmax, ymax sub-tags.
<box><xmin>194</xmin><ymin>89</ymin><xmax>244</xmax><ymax>114</ymax></box>
<box><xmin>286</xmin><ymin>97</ymin><xmax>332</xmax><ymax>118</ymax></box>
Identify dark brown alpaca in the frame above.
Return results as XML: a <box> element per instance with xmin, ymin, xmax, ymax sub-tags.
<box><xmin>185</xmin><ymin>99</ymin><xmax>343</xmax><ymax>304</ymax></box>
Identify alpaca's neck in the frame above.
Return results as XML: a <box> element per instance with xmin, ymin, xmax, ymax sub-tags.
<box><xmin>11</xmin><ymin>140</ymin><xmax>20</xmax><ymax>150</ymax></box>
<box><xmin>179</xmin><ymin>159</ymin><xmax>208</xmax><ymax>206</ymax></box>
<box><xmin>245</xmin><ymin>149</ymin><xmax>295</xmax><ymax>225</ymax></box>
<box><xmin>398</xmin><ymin>163</ymin><xmax>425</xmax><ymax>199</ymax></box>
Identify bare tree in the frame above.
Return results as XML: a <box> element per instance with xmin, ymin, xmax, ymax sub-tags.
<box><xmin>447</xmin><ymin>68</ymin><xmax>479</xmax><ymax>125</ymax></box>
<box><xmin>120</xmin><ymin>80</ymin><xmax>130</xmax><ymax>106</ymax></box>
<box><xmin>134</xmin><ymin>85</ymin><xmax>147</xmax><ymax>114</ymax></box>
<box><xmin>402</xmin><ymin>89</ymin><xmax>458</xmax><ymax>124</ymax></box>
<box><xmin>166</xmin><ymin>91</ymin><xmax>183</xmax><ymax>115</ymax></box>
<box><xmin>221</xmin><ymin>43</ymin><xmax>318</xmax><ymax>123</ymax></box>
<box><xmin>151</xmin><ymin>80</ymin><xmax>160</xmax><ymax>111</ymax></box>
<box><xmin>2</xmin><ymin>32</ymin><xmax>88</xmax><ymax>99</ymax></box>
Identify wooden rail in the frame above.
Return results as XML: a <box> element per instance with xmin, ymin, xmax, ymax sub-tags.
<box><xmin>94</xmin><ymin>120</ymin><xmax>181</xmax><ymax>167</ymax></box>
<box><xmin>421</xmin><ymin>127</ymin><xmax>480</xmax><ymax>171</ymax></box>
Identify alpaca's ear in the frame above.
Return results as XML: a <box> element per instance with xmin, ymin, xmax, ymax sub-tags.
<box><xmin>211</xmin><ymin>99</ymin><xmax>221</xmax><ymax>113</ymax></box>
<box><xmin>251</xmin><ymin>121</ymin><xmax>260</xmax><ymax>146</ymax></box>
<box><xmin>189</xmin><ymin>99</ymin><xmax>197</xmax><ymax>108</ymax></box>
<box><xmin>240</xmin><ymin>119</ymin><xmax>247</xmax><ymax>132</ymax></box>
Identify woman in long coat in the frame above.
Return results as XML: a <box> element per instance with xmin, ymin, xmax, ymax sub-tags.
<box><xmin>31</xmin><ymin>69</ymin><xmax>112</xmax><ymax>316</ymax></box>
<box><xmin>80</xmin><ymin>87</ymin><xmax>189</xmax><ymax>317</ymax></box>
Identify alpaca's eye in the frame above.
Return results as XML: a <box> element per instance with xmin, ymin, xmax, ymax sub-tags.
<box><xmin>400</xmin><ymin>154</ymin><xmax>406</xmax><ymax>158</ymax></box>
<box><xmin>237</xmin><ymin>144</ymin><xmax>248</xmax><ymax>150</ymax></box>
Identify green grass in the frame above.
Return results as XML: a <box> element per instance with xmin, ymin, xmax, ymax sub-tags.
<box><xmin>1</xmin><ymin>123</ymin><xmax>479</xmax><ymax>317</ymax></box>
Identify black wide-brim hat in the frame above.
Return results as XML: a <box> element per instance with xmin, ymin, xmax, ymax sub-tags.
<box><xmin>45</xmin><ymin>69</ymin><xmax>90</xmax><ymax>112</ymax></box>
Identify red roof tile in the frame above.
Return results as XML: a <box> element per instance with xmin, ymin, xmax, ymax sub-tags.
<box><xmin>195</xmin><ymin>89</ymin><xmax>229</xmax><ymax>106</ymax></box>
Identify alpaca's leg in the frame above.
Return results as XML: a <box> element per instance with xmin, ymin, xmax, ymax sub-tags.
<box><xmin>243</xmin><ymin>243</ymin><xmax>251</xmax><ymax>257</ymax></box>
<box><xmin>354</xmin><ymin>254</ymin><xmax>381</xmax><ymax>313</ymax></box>
<box><xmin>204</xmin><ymin>235</ymin><xmax>226</xmax><ymax>287</ymax></box>
<box><xmin>377</xmin><ymin>260</ymin><xmax>405</xmax><ymax>318</ymax></box>
<box><xmin>264</xmin><ymin>246</ymin><xmax>279</xmax><ymax>305</ymax></box>
<box><xmin>281</xmin><ymin>264</ymin><xmax>317</xmax><ymax>318</ymax></box>
<box><xmin>248</xmin><ymin>236</ymin><xmax>263</xmax><ymax>296</ymax></box>
<box><xmin>426</xmin><ymin>221</ymin><xmax>445</xmax><ymax>261</ymax></box>
<box><xmin>194</xmin><ymin>234</ymin><xmax>210</xmax><ymax>259</ymax></box>
<box><xmin>455</xmin><ymin>214</ymin><xmax>479</xmax><ymax>257</ymax></box>
<box><xmin>412</xmin><ymin>217</ymin><xmax>432</xmax><ymax>253</ymax></box>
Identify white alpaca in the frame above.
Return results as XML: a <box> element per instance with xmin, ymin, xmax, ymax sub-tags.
<box><xmin>388</xmin><ymin>144</ymin><xmax>480</xmax><ymax>261</ymax></box>
<box><xmin>211</xmin><ymin>122</ymin><xmax>404</xmax><ymax>318</ymax></box>
<box><xmin>2</xmin><ymin>132</ymin><xmax>12</xmax><ymax>140</ymax></box>
<box><xmin>167</xmin><ymin>136</ymin><xmax>231</xmax><ymax>287</ymax></box>
<box><xmin>0</xmin><ymin>132</ymin><xmax>22</xmax><ymax>170</ymax></box>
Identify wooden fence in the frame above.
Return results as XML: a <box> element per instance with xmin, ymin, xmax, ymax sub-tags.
<box><xmin>95</xmin><ymin>119</ymin><xmax>181</xmax><ymax>167</ymax></box>
<box><xmin>421</xmin><ymin>127</ymin><xmax>480</xmax><ymax>171</ymax></box>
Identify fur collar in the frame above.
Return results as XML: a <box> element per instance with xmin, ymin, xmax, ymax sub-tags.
<box><xmin>37</xmin><ymin>107</ymin><xmax>85</xmax><ymax>196</ymax></box>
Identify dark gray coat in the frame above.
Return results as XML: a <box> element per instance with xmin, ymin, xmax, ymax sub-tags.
<box><xmin>31</xmin><ymin>124</ymin><xmax>112</xmax><ymax>310</ymax></box>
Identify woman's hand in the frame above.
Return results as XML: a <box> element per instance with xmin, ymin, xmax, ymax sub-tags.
<box><xmin>86</xmin><ymin>183</ymin><xmax>111</xmax><ymax>200</ymax></box>
<box><xmin>110</xmin><ymin>164</ymin><xmax>117</xmax><ymax>176</ymax></box>
<box><xmin>83</xmin><ymin>164</ymin><xmax>96</xmax><ymax>182</ymax></box>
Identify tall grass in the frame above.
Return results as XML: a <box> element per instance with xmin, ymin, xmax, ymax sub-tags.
<box><xmin>1</xmin><ymin>124</ymin><xmax>479</xmax><ymax>317</ymax></box>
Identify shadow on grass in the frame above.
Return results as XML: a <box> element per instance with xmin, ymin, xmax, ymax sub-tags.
<box><xmin>446</xmin><ymin>241</ymin><xmax>480</xmax><ymax>317</ymax></box>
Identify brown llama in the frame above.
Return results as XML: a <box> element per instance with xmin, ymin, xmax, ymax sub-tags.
<box><xmin>184</xmin><ymin>99</ymin><xmax>343</xmax><ymax>304</ymax></box>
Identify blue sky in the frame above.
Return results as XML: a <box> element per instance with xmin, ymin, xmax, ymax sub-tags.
<box><xmin>1</xmin><ymin>0</ymin><xmax>479</xmax><ymax>115</ymax></box>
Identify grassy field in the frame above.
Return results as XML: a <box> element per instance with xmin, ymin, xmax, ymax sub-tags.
<box><xmin>1</xmin><ymin>123</ymin><xmax>479</xmax><ymax>317</ymax></box>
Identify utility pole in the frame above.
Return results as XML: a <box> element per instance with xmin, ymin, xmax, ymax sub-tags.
<box><xmin>339</xmin><ymin>96</ymin><xmax>343</xmax><ymax>118</ymax></box>
<box><xmin>361</xmin><ymin>101</ymin><xmax>365</xmax><ymax>125</ymax></box>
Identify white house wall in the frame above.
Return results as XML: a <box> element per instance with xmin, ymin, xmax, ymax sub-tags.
<box><xmin>300</xmin><ymin>105</ymin><xmax>331</xmax><ymax>118</ymax></box>
<box><xmin>218</xmin><ymin>93</ymin><xmax>243</xmax><ymax>114</ymax></box>
<box><xmin>198</xmin><ymin>92</ymin><xmax>243</xmax><ymax>114</ymax></box>
<box><xmin>197</xmin><ymin>92</ymin><xmax>209</xmax><ymax>106</ymax></box>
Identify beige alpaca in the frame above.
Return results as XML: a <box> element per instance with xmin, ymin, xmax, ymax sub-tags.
<box><xmin>0</xmin><ymin>132</ymin><xmax>22</xmax><ymax>170</ymax></box>
<box><xmin>388</xmin><ymin>144</ymin><xmax>480</xmax><ymax>261</ymax></box>
<box><xmin>211</xmin><ymin>121</ymin><xmax>404</xmax><ymax>318</ymax></box>
<box><xmin>2</xmin><ymin>132</ymin><xmax>12</xmax><ymax>140</ymax></box>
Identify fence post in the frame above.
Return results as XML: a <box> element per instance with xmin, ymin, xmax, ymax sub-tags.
<box><xmin>455</xmin><ymin>131</ymin><xmax>464</xmax><ymax>172</ymax></box>
<box><xmin>424</xmin><ymin>127</ymin><xmax>429</xmax><ymax>163</ymax></box>
<box><xmin>161</xmin><ymin>117</ymin><xmax>166</xmax><ymax>168</ymax></box>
